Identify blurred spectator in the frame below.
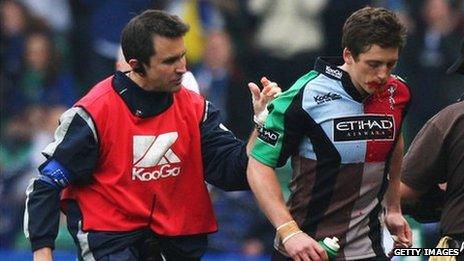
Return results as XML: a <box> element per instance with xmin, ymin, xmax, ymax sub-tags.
<box><xmin>11</xmin><ymin>31</ymin><xmax>77</xmax><ymax>112</ymax></box>
<box><xmin>322</xmin><ymin>0</ymin><xmax>372</xmax><ymax>56</ymax></box>
<box><xmin>376</xmin><ymin>0</ymin><xmax>416</xmax><ymax>32</ymax></box>
<box><xmin>193</xmin><ymin>30</ymin><xmax>253</xmax><ymax>139</ymax></box>
<box><xmin>401</xmin><ymin>0</ymin><xmax>463</xmax><ymax>142</ymax></box>
<box><xmin>0</xmin><ymin>0</ymin><xmax>40</xmax><ymax>125</ymax></box>
<box><xmin>19</xmin><ymin>0</ymin><xmax>74</xmax><ymax>68</ymax></box>
<box><xmin>248</xmin><ymin>0</ymin><xmax>327</xmax><ymax>90</ymax></box>
<box><xmin>211</xmin><ymin>0</ymin><xmax>257</xmax><ymax>72</ymax></box>
<box><xmin>19</xmin><ymin>0</ymin><xmax>72</xmax><ymax>35</ymax></box>
<box><xmin>70</xmin><ymin>1</ymin><xmax>152</xmax><ymax>89</ymax></box>
<box><xmin>165</xmin><ymin>0</ymin><xmax>225</xmax><ymax>66</ymax></box>
<box><xmin>0</xmin><ymin>0</ymin><xmax>34</xmax><ymax>78</ymax></box>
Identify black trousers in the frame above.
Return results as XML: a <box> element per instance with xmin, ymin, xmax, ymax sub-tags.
<box><xmin>98</xmin><ymin>236</ymin><xmax>201</xmax><ymax>261</ymax></box>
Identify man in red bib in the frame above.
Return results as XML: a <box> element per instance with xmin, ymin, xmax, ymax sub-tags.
<box><xmin>24</xmin><ymin>10</ymin><xmax>280</xmax><ymax>261</ymax></box>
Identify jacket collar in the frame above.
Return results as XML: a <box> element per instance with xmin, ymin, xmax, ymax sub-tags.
<box><xmin>112</xmin><ymin>71</ymin><xmax>173</xmax><ymax>118</ymax></box>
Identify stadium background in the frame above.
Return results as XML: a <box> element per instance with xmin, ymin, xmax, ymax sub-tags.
<box><xmin>1</xmin><ymin>0</ymin><xmax>463</xmax><ymax>260</ymax></box>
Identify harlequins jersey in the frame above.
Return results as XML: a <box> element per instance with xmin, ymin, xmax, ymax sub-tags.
<box><xmin>252</xmin><ymin>57</ymin><xmax>410</xmax><ymax>260</ymax></box>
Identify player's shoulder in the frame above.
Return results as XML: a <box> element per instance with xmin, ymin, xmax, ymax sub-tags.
<box><xmin>389</xmin><ymin>74</ymin><xmax>411</xmax><ymax>99</ymax></box>
<box><xmin>77</xmin><ymin>76</ymin><xmax>114</xmax><ymax>107</ymax></box>
<box><xmin>390</xmin><ymin>74</ymin><xmax>409</xmax><ymax>90</ymax></box>
<box><xmin>436</xmin><ymin>101</ymin><xmax>464</xmax><ymax>120</ymax></box>
<box><xmin>176</xmin><ymin>86</ymin><xmax>204</xmax><ymax>102</ymax></box>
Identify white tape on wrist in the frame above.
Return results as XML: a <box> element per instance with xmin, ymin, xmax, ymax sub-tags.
<box><xmin>282</xmin><ymin>231</ymin><xmax>304</xmax><ymax>244</ymax></box>
<box><xmin>253</xmin><ymin>108</ymin><xmax>268</xmax><ymax>127</ymax></box>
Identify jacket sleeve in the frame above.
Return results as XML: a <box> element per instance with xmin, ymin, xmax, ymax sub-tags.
<box><xmin>200</xmin><ymin>101</ymin><xmax>250</xmax><ymax>191</ymax></box>
<box><xmin>24</xmin><ymin>107</ymin><xmax>99</xmax><ymax>251</ymax></box>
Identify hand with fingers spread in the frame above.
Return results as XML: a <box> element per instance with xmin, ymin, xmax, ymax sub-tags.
<box><xmin>248</xmin><ymin>77</ymin><xmax>282</xmax><ymax>126</ymax></box>
<box><xmin>386</xmin><ymin>211</ymin><xmax>413</xmax><ymax>249</ymax></box>
<box><xmin>283</xmin><ymin>233</ymin><xmax>329</xmax><ymax>261</ymax></box>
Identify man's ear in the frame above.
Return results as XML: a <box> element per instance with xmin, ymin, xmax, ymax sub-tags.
<box><xmin>343</xmin><ymin>48</ymin><xmax>354</xmax><ymax>65</ymax></box>
<box><xmin>128</xmin><ymin>59</ymin><xmax>145</xmax><ymax>74</ymax></box>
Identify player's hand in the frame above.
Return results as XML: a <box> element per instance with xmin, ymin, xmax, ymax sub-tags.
<box><xmin>283</xmin><ymin>232</ymin><xmax>329</xmax><ymax>261</ymax></box>
<box><xmin>248</xmin><ymin>76</ymin><xmax>281</xmax><ymax>125</ymax></box>
<box><xmin>385</xmin><ymin>211</ymin><xmax>413</xmax><ymax>248</ymax></box>
<box><xmin>33</xmin><ymin>247</ymin><xmax>53</xmax><ymax>261</ymax></box>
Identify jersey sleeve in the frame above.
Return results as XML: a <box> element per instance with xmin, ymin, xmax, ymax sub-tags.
<box><xmin>200</xmin><ymin>101</ymin><xmax>249</xmax><ymax>191</ymax></box>
<box><xmin>401</xmin><ymin>117</ymin><xmax>447</xmax><ymax>191</ymax></box>
<box><xmin>251</xmin><ymin>76</ymin><xmax>313</xmax><ymax>168</ymax></box>
<box><xmin>24</xmin><ymin>107</ymin><xmax>99</xmax><ymax>251</ymax></box>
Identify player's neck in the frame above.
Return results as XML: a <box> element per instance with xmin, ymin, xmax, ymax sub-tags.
<box><xmin>339</xmin><ymin>63</ymin><xmax>369</xmax><ymax>98</ymax></box>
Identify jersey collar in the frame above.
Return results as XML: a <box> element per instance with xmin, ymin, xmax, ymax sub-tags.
<box><xmin>112</xmin><ymin>71</ymin><xmax>173</xmax><ymax>118</ymax></box>
<box><xmin>314</xmin><ymin>57</ymin><xmax>364</xmax><ymax>103</ymax></box>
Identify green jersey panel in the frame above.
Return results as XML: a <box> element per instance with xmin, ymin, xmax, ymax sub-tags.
<box><xmin>251</xmin><ymin>71</ymin><xmax>319</xmax><ymax>168</ymax></box>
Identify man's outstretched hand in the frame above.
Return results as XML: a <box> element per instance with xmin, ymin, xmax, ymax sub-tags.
<box><xmin>248</xmin><ymin>77</ymin><xmax>281</xmax><ymax>125</ymax></box>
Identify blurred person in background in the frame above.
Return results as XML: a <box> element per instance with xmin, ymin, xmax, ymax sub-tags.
<box><xmin>163</xmin><ymin>0</ymin><xmax>225</xmax><ymax>67</ymax></box>
<box><xmin>322</xmin><ymin>0</ymin><xmax>372</xmax><ymax>56</ymax></box>
<box><xmin>400</xmin><ymin>0</ymin><xmax>463</xmax><ymax>142</ymax></box>
<box><xmin>19</xmin><ymin>0</ymin><xmax>72</xmax><ymax>36</ymax></box>
<box><xmin>12</xmin><ymin>30</ymin><xmax>78</xmax><ymax>110</ymax></box>
<box><xmin>0</xmin><ymin>0</ymin><xmax>37</xmax><ymax>123</ymax></box>
<box><xmin>193</xmin><ymin>30</ymin><xmax>253</xmax><ymax>139</ymax></box>
<box><xmin>247</xmin><ymin>7</ymin><xmax>412</xmax><ymax>260</ymax></box>
<box><xmin>0</xmin><ymin>0</ymin><xmax>33</xmax><ymax>79</ymax></box>
<box><xmin>401</xmin><ymin>39</ymin><xmax>464</xmax><ymax>260</ymax></box>
<box><xmin>248</xmin><ymin>0</ymin><xmax>328</xmax><ymax>90</ymax></box>
<box><xmin>70</xmin><ymin>0</ymin><xmax>152</xmax><ymax>89</ymax></box>
<box><xmin>24</xmin><ymin>10</ymin><xmax>280</xmax><ymax>261</ymax></box>
<box><xmin>210</xmin><ymin>0</ymin><xmax>258</xmax><ymax>75</ymax></box>
<box><xmin>19</xmin><ymin>0</ymin><xmax>74</xmax><ymax>71</ymax></box>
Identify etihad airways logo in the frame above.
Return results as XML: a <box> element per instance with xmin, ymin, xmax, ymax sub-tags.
<box><xmin>333</xmin><ymin>115</ymin><xmax>395</xmax><ymax>141</ymax></box>
<box><xmin>132</xmin><ymin>133</ymin><xmax>181</xmax><ymax>181</ymax></box>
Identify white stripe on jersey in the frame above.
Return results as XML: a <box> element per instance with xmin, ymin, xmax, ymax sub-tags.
<box><xmin>42</xmin><ymin>107</ymin><xmax>98</xmax><ymax>157</ymax></box>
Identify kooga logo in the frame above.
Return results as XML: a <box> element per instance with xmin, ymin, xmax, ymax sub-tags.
<box><xmin>314</xmin><ymin>92</ymin><xmax>342</xmax><ymax>105</ymax></box>
<box><xmin>132</xmin><ymin>133</ymin><xmax>181</xmax><ymax>181</ymax></box>
<box><xmin>325</xmin><ymin>66</ymin><xmax>343</xmax><ymax>79</ymax></box>
<box><xmin>333</xmin><ymin>115</ymin><xmax>395</xmax><ymax>141</ymax></box>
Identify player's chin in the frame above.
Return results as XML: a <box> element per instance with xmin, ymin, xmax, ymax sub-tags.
<box><xmin>366</xmin><ymin>86</ymin><xmax>384</xmax><ymax>95</ymax></box>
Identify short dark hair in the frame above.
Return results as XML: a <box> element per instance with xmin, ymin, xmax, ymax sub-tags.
<box><xmin>121</xmin><ymin>10</ymin><xmax>189</xmax><ymax>72</ymax></box>
<box><xmin>342</xmin><ymin>6</ymin><xmax>407</xmax><ymax>59</ymax></box>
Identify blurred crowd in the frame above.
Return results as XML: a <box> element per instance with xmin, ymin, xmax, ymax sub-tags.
<box><xmin>1</xmin><ymin>0</ymin><xmax>463</xmax><ymax>257</ymax></box>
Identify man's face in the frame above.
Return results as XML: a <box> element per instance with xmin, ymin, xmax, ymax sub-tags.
<box><xmin>344</xmin><ymin>44</ymin><xmax>399</xmax><ymax>95</ymax></box>
<box><xmin>143</xmin><ymin>36</ymin><xmax>187</xmax><ymax>92</ymax></box>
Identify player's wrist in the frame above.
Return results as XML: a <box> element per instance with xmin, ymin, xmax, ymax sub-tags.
<box><xmin>33</xmin><ymin>247</ymin><xmax>53</xmax><ymax>261</ymax></box>
<box><xmin>253</xmin><ymin>108</ymin><xmax>268</xmax><ymax>129</ymax></box>
<box><xmin>277</xmin><ymin>220</ymin><xmax>303</xmax><ymax>244</ymax></box>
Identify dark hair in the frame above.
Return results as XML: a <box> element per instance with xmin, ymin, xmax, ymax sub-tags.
<box><xmin>342</xmin><ymin>6</ymin><xmax>407</xmax><ymax>59</ymax></box>
<box><xmin>121</xmin><ymin>10</ymin><xmax>189</xmax><ymax>74</ymax></box>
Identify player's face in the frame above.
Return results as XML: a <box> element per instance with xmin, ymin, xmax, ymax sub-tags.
<box><xmin>344</xmin><ymin>44</ymin><xmax>399</xmax><ymax>95</ymax></box>
<box><xmin>143</xmin><ymin>36</ymin><xmax>187</xmax><ymax>92</ymax></box>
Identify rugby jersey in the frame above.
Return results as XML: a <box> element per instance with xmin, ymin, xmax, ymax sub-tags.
<box><xmin>251</xmin><ymin>57</ymin><xmax>410</xmax><ymax>260</ymax></box>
